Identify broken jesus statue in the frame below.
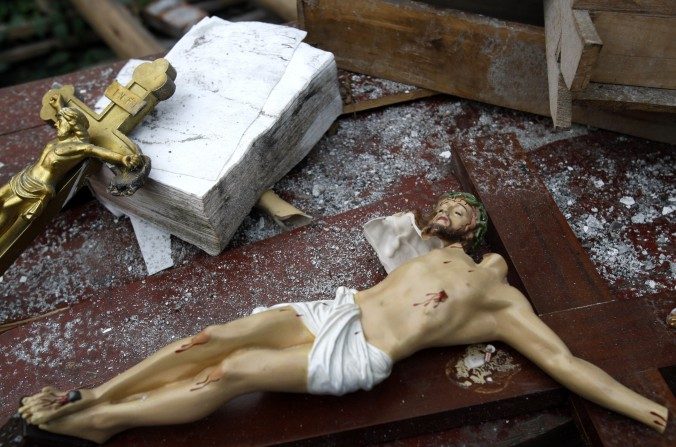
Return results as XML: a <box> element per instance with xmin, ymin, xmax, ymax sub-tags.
<box><xmin>19</xmin><ymin>192</ymin><xmax>668</xmax><ymax>443</ymax></box>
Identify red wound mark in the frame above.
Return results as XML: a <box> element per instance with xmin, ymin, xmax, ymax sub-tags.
<box><xmin>296</xmin><ymin>313</ymin><xmax>303</xmax><ymax>317</ymax></box>
<box><xmin>414</xmin><ymin>291</ymin><xmax>449</xmax><ymax>308</ymax></box>
<box><xmin>175</xmin><ymin>331</ymin><xmax>210</xmax><ymax>353</ymax></box>
<box><xmin>443</xmin><ymin>260</ymin><xmax>453</xmax><ymax>264</ymax></box>
<box><xmin>190</xmin><ymin>369</ymin><xmax>224</xmax><ymax>392</ymax></box>
<box><xmin>468</xmin><ymin>270</ymin><xmax>474</xmax><ymax>272</ymax></box>
<box><xmin>651</xmin><ymin>411</ymin><xmax>667</xmax><ymax>422</ymax></box>
<box><xmin>653</xmin><ymin>420</ymin><xmax>665</xmax><ymax>426</ymax></box>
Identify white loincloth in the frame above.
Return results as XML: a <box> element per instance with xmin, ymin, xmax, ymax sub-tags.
<box><xmin>252</xmin><ymin>287</ymin><xmax>392</xmax><ymax>395</ymax></box>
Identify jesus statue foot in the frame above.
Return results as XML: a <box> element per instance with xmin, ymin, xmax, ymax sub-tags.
<box><xmin>19</xmin><ymin>387</ymin><xmax>99</xmax><ymax>426</ymax></box>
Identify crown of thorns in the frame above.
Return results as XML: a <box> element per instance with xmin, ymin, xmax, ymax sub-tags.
<box><xmin>440</xmin><ymin>191</ymin><xmax>487</xmax><ymax>251</ymax></box>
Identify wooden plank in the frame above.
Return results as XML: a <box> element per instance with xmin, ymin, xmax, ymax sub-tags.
<box><xmin>69</xmin><ymin>0</ymin><xmax>164</xmax><ymax>58</ymax></box>
<box><xmin>342</xmin><ymin>88</ymin><xmax>439</xmax><ymax>114</ymax></box>
<box><xmin>561</xmin><ymin>9</ymin><xmax>602</xmax><ymax>91</ymax></box>
<box><xmin>572</xmin><ymin>106</ymin><xmax>676</xmax><ymax>144</ymax></box>
<box><xmin>590</xmin><ymin>12</ymin><xmax>676</xmax><ymax>89</ymax></box>
<box><xmin>544</xmin><ymin>0</ymin><xmax>573</xmax><ymax>127</ymax></box>
<box><xmin>571</xmin><ymin>369</ymin><xmax>676</xmax><ymax>446</ymax></box>
<box><xmin>573</xmin><ymin>0</ymin><xmax>676</xmax><ymax>16</ymax></box>
<box><xmin>299</xmin><ymin>0</ymin><xmax>552</xmax><ymax>117</ymax></box>
<box><xmin>452</xmin><ymin>133</ymin><xmax>609</xmax><ymax>314</ymax></box>
<box><xmin>575</xmin><ymin>83</ymin><xmax>676</xmax><ymax>113</ymax></box>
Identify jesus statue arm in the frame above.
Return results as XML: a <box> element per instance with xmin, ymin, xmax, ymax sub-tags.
<box><xmin>58</xmin><ymin>143</ymin><xmax>142</xmax><ymax>169</ymax></box>
<box><xmin>492</xmin><ymin>286</ymin><xmax>669</xmax><ymax>432</ymax></box>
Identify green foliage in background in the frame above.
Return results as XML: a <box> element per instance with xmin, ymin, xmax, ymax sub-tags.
<box><xmin>0</xmin><ymin>0</ymin><xmax>154</xmax><ymax>86</ymax></box>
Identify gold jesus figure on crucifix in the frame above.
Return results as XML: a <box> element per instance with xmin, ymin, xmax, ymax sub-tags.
<box><xmin>0</xmin><ymin>98</ymin><xmax>144</xmax><ymax>235</ymax></box>
<box><xmin>19</xmin><ymin>192</ymin><xmax>668</xmax><ymax>444</ymax></box>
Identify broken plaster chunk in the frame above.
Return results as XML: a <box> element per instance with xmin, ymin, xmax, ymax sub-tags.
<box><xmin>439</xmin><ymin>150</ymin><xmax>451</xmax><ymax>159</ymax></box>
<box><xmin>620</xmin><ymin>196</ymin><xmax>635</xmax><ymax>208</ymax></box>
<box><xmin>662</xmin><ymin>205</ymin><xmax>674</xmax><ymax>216</ymax></box>
<box><xmin>586</xmin><ymin>215</ymin><xmax>603</xmax><ymax>230</ymax></box>
<box><xmin>631</xmin><ymin>213</ymin><xmax>646</xmax><ymax>224</ymax></box>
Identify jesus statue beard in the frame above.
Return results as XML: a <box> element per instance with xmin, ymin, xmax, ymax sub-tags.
<box><xmin>421</xmin><ymin>223</ymin><xmax>468</xmax><ymax>246</ymax></box>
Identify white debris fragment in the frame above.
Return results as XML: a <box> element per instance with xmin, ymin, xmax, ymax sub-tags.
<box><xmin>129</xmin><ymin>216</ymin><xmax>174</xmax><ymax>275</ymax></box>
<box><xmin>646</xmin><ymin>280</ymin><xmax>656</xmax><ymax>289</ymax></box>
<box><xmin>586</xmin><ymin>215</ymin><xmax>603</xmax><ymax>229</ymax></box>
<box><xmin>662</xmin><ymin>205</ymin><xmax>674</xmax><ymax>216</ymax></box>
<box><xmin>19</xmin><ymin>276</ymin><xmax>27</xmax><ymax>283</ymax></box>
<box><xmin>593</xmin><ymin>179</ymin><xmax>604</xmax><ymax>188</ymax></box>
<box><xmin>439</xmin><ymin>150</ymin><xmax>451</xmax><ymax>159</ymax></box>
<box><xmin>631</xmin><ymin>213</ymin><xmax>646</xmax><ymax>224</ymax></box>
<box><xmin>620</xmin><ymin>196</ymin><xmax>635</xmax><ymax>208</ymax></box>
<box><xmin>101</xmin><ymin>328</ymin><xmax>113</xmax><ymax>334</ymax></box>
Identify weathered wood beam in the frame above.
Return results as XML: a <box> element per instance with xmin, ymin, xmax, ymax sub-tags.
<box><xmin>573</xmin><ymin>0</ymin><xmax>676</xmax><ymax>16</ymax></box>
<box><xmin>561</xmin><ymin>9</ymin><xmax>602</xmax><ymax>91</ymax></box>
<box><xmin>544</xmin><ymin>0</ymin><xmax>573</xmax><ymax>127</ymax></box>
<box><xmin>575</xmin><ymin>83</ymin><xmax>676</xmax><ymax>113</ymax></box>
<box><xmin>69</xmin><ymin>0</ymin><xmax>165</xmax><ymax>58</ymax></box>
<box><xmin>590</xmin><ymin>12</ymin><xmax>676</xmax><ymax>89</ymax></box>
<box><xmin>299</xmin><ymin>0</ymin><xmax>552</xmax><ymax>117</ymax></box>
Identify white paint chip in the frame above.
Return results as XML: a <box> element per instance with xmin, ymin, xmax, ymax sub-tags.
<box><xmin>439</xmin><ymin>151</ymin><xmax>451</xmax><ymax>159</ymax></box>
<box><xmin>101</xmin><ymin>328</ymin><xmax>113</xmax><ymax>334</ymax></box>
<box><xmin>19</xmin><ymin>276</ymin><xmax>27</xmax><ymax>283</ymax></box>
<box><xmin>620</xmin><ymin>196</ymin><xmax>635</xmax><ymax>207</ymax></box>
<box><xmin>129</xmin><ymin>216</ymin><xmax>174</xmax><ymax>275</ymax></box>
<box><xmin>662</xmin><ymin>206</ymin><xmax>674</xmax><ymax>216</ymax></box>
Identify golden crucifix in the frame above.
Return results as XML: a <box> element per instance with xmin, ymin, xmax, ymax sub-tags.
<box><xmin>0</xmin><ymin>58</ymin><xmax>176</xmax><ymax>273</ymax></box>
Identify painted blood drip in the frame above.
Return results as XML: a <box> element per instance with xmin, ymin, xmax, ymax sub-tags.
<box><xmin>650</xmin><ymin>411</ymin><xmax>667</xmax><ymax>422</ymax></box>
<box><xmin>175</xmin><ymin>331</ymin><xmax>210</xmax><ymax>353</ymax></box>
<box><xmin>414</xmin><ymin>291</ymin><xmax>449</xmax><ymax>308</ymax></box>
<box><xmin>190</xmin><ymin>370</ymin><xmax>223</xmax><ymax>392</ymax></box>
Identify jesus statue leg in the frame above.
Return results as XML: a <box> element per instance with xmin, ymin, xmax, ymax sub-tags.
<box><xmin>19</xmin><ymin>307</ymin><xmax>313</xmax><ymax>432</ymax></box>
<box><xmin>29</xmin><ymin>344</ymin><xmax>311</xmax><ymax>444</ymax></box>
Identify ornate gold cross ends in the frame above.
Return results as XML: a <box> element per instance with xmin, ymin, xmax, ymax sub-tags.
<box><xmin>0</xmin><ymin>58</ymin><xmax>176</xmax><ymax>273</ymax></box>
